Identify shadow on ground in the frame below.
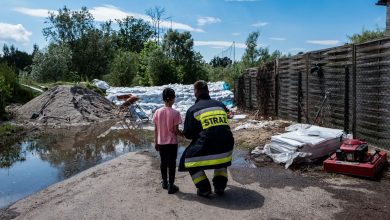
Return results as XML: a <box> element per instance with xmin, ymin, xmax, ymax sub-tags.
<box><xmin>175</xmin><ymin>185</ymin><xmax>264</xmax><ymax>210</ymax></box>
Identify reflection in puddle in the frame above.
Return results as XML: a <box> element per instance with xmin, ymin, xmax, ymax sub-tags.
<box><xmin>0</xmin><ymin>127</ymin><xmax>153</xmax><ymax>208</ymax></box>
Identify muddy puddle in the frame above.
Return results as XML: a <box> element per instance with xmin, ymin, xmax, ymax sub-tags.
<box><xmin>0</xmin><ymin>122</ymin><xmax>252</xmax><ymax>208</ymax></box>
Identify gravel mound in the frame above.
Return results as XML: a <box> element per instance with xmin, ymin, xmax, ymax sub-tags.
<box><xmin>16</xmin><ymin>85</ymin><xmax>117</xmax><ymax>125</ymax></box>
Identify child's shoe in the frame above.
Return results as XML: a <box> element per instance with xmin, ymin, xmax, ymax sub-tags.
<box><xmin>168</xmin><ymin>183</ymin><xmax>179</xmax><ymax>194</ymax></box>
<box><xmin>161</xmin><ymin>180</ymin><xmax>168</xmax><ymax>190</ymax></box>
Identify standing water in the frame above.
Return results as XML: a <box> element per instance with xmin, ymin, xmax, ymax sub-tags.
<box><xmin>0</xmin><ymin>123</ymin><xmax>153</xmax><ymax>208</ymax></box>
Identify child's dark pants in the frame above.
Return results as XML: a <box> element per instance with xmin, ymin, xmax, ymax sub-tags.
<box><xmin>159</xmin><ymin>144</ymin><xmax>178</xmax><ymax>184</ymax></box>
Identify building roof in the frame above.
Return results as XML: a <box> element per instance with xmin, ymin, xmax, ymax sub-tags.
<box><xmin>376</xmin><ymin>0</ymin><xmax>388</xmax><ymax>6</ymax></box>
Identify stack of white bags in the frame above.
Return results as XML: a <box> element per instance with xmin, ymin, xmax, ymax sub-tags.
<box><xmin>94</xmin><ymin>80</ymin><xmax>233</xmax><ymax>118</ymax></box>
<box><xmin>253</xmin><ymin>124</ymin><xmax>344</xmax><ymax>168</ymax></box>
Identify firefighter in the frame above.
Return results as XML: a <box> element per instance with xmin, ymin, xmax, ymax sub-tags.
<box><xmin>179</xmin><ymin>80</ymin><xmax>234</xmax><ymax>197</ymax></box>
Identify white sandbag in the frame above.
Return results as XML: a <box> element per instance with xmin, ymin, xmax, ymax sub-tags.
<box><xmin>105</xmin><ymin>81</ymin><xmax>234</xmax><ymax>117</ymax></box>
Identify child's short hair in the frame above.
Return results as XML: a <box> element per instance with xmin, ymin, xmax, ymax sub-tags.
<box><xmin>162</xmin><ymin>88</ymin><xmax>176</xmax><ymax>102</ymax></box>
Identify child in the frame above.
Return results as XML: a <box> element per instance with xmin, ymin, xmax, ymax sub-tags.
<box><xmin>152</xmin><ymin>88</ymin><xmax>182</xmax><ymax>194</ymax></box>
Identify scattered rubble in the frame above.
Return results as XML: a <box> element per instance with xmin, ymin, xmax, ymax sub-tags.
<box><xmin>233</xmin><ymin>120</ymin><xmax>281</xmax><ymax>131</ymax></box>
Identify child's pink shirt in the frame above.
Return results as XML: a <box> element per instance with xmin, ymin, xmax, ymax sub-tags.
<box><xmin>152</xmin><ymin>107</ymin><xmax>182</xmax><ymax>145</ymax></box>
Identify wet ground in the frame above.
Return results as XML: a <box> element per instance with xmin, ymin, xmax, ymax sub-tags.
<box><xmin>0</xmin><ymin>121</ymin><xmax>154</xmax><ymax>208</ymax></box>
<box><xmin>0</xmin><ymin>121</ymin><xmax>252</xmax><ymax>209</ymax></box>
<box><xmin>1</xmin><ymin>119</ymin><xmax>390</xmax><ymax>219</ymax></box>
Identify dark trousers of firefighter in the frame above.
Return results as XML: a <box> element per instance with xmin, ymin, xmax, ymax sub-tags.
<box><xmin>159</xmin><ymin>144</ymin><xmax>178</xmax><ymax>184</ymax></box>
<box><xmin>189</xmin><ymin>167</ymin><xmax>228</xmax><ymax>192</ymax></box>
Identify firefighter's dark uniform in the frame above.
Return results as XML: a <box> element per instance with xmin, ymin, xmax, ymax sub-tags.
<box><xmin>179</xmin><ymin>94</ymin><xmax>234</xmax><ymax>193</ymax></box>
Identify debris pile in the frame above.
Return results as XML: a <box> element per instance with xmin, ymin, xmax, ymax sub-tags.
<box><xmin>234</xmin><ymin>120</ymin><xmax>280</xmax><ymax>131</ymax></box>
<box><xmin>16</xmin><ymin>86</ymin><xmax>117</xmax><ymax>125</ymax></box>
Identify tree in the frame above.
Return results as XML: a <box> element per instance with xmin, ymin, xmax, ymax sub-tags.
<box><xmin>148</xmin><ymin>49</ymin><xmax>178</xmax><ymax>85</ymax></box>
<box><xmin>162</xmin><ymin>29</ymin><xmax>207</xmax><ymax>83</ymax></box>
<box><xmin>43</xmin><ymin>6</ymin><xmax>94</xmax><ymax>45</ymax></box>
<box><xmin>31</xmin><ymin>43</ymin><xmax>73</xmax><ymax>82</ymax></box>
<box><xmin>42</xmin><ymin>6</ymin><xmax>118</xmax><ymax>80</ymax></box>
<box><xmin>258</xmin><ymin>48</ymin><xmax>271</xmax><ymax>65</ymax></box>
<box><xmin>1</xmin><ymin>44</ymin><xmax>33</xmax><ymax>71</ymax></box>
<box><xmin>348</xmin><ymin>28</ymin><xmax>386</xmax><ymax>44</ymax></box>
<box><xmin>72</xmin><ymin>28</ymin><xmax>115</xmax><ymax>79</ymax></box>
<box><xmin>242</xmin><ymin>31</ymin><xmax>260</xmax><ymax>67</ymax></box>
<box><xmin>210</xmin><ymin>56</ymin><xmax>232</xmax><ymax>68</ymax></box>
<box><xmin>186</xmin><ymin>52</ymin><xmax>208</xmax><ymax>83</ymax></box>
<box><xmin>137</xmin><ymin>41</ymin><xmax>159</xmax><ymax>86</ymax></box>
<box><xmin>146</xmin><ymin>6</ymin><xmax>170</xmax><ymax>45</ymax></box>
<box><xmin>115</xmin><ymin>16</ymin><xmax>154</xmax><ymax>53</ymax></box>
<box><xmin>105</xmin><ymin>51</ymin><xmax>138</xmax><ymax>86</ymax></box>
<box><xmin>162</xmin><ymin>30</ymin><xmax>194</xmax><ymax>64</ymax></box>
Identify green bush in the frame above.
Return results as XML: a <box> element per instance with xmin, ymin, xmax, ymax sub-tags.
<box><xmin>348</xmin><ymin>28</ymin><xmax>386</xmax><ymax>44</ymax></box>
<box><xmin>0</xmin><ymin>123</ymin><xmax>21</xmax><ymax>138</ymax></box>
<box><xmin>0</xmin><ymin>63</ymin><xmax>16</xmax><ymax>117</ymax></box>
<box><xmin>13</xmin><ymin>84</ymin><xmax>37</xmax><ymax>104</ymax></box>
<box><xmin>0</xmin><ymin>63</ymin><xmax>37</xmax><ymax>119</ymax></box>
<box><xmin>148</xmin><ymin>49</ymin><xmax>178</xmax><ymax>85</ymax></box>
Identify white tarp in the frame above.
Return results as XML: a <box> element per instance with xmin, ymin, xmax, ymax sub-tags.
<box><xmin>253</xmin><ymin>124</ymin><xmax>344</xmax><ymax>168</ymax></box>
<box><xmin>103</xmin><ymin>81</ymin><xmax>233</xmax><ymax>118</ymax></box>
<box><xmin>92</xmin><ymin>79</ymin><xmax>110</xmax><ymax>90</ymax></box>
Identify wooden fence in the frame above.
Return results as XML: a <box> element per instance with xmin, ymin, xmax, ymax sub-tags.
<box><xmin>234</xmin><ymin>37</ymin><xmax>390</xmax><ymax>148</ymax></box>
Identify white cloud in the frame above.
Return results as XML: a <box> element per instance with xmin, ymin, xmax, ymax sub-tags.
<box><xmin>194</xmin><ymin>41</ymin><xmax>246</xmax><ymax>49</ymax></box>
<box><xmin>90</xmin><ymin>5</ymin><xmax>206</xmax><ymax>32</ymax></box>
<box><xmin>251</xmin><ymin>22</ymin><xmax>268</xmax><ymax>27</ymax></box>
<box><xmin>269</xmin><ymin>37</ymin><xmax>286</xmax><ymax>41</ymax></box>
<box><xmin>232</xmin><ymin>32</ymin><xmax>241</xmax><ymax>36</ymax></box>
<box><xmin>0</xmin><ymin>22</ymin><xmax>32</xmax><ymax>43</ymax></box>
<box><xmin>89</xmin><ymin>5</ymin><xmax>138</xmax><ymax>21</ymax></box>
<box><xmin>288</xmin><ymin>48</ymin><xmax>307</xmax><ymax>52</ymax></box>
<box><xmin>13</xmin><ymin>7</ymin><xmax>54</xmax><ymax>17</ymax></box>
<box><xmin>14</xmin><ymin>5</ymin><xmax>204</xmax><ymax>33</ymax></box>
<box><xmin>306</xmin><ymin>40</ymin><xmax>340</xmax><ymax>46</ymax></box>
<box><xmin>197</xmin><ymin>16</ymin><xmax>221</xmax><ymax>26</ymax></box>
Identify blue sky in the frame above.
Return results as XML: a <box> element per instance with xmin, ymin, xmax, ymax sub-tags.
<box><xmin>0</xmin><ymin>0</ymin><xmax>386</xmax><ymax>62</ymax></box>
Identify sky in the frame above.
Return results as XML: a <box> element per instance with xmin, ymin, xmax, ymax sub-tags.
<box><xmin>0</xmin><ymin>0</ymin><xmax>386</xmax><ymax>62</ymax></box>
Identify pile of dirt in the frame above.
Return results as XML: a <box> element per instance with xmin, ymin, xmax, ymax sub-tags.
<box><xmin>16</xmin><ymin>86</ymin><xmax>117</xmax><ymax>125</ymax></box>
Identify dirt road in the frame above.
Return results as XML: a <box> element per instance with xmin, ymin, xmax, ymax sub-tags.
<box><xmin>2</xmin><ymin>150</ymin><xmax>389</xmax><ymax>220</ymax></box>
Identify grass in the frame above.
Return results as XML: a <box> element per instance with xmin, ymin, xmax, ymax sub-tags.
<box><xmin>22</xmin><ymin>80</ymin><xmax>106</xmax><ymax>96</ymax></box>
<box><xmin>0</xmin><ymin>123</ymin><xmax>24</xmax><ymax>149</ymax></box>
<box><xmin>0</xmin><ymin>123</ymin><xmax>22</xmax><ymax>138</ymax></box>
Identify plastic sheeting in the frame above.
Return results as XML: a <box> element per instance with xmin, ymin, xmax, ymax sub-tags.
<box><xmin>92</xmin><ymin>79</ymin><xmax>110</xmax><ymax>90</ymax></box>
<box><xmin>253</xmin><ymin>124</ymin><xmax>344</xmax><ymax>168</ymax></box>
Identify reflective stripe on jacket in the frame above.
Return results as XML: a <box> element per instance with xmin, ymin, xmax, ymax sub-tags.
<box><xmin>179</xmin><ymin>96</ymin><xmax>234</xmax><ymax>171</ymax></box>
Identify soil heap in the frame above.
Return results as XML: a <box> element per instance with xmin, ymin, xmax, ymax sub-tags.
<box><xmin>16</xmin><ymin>85</ymin><xmax>117</xmax><ymax>125</ymax></box>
